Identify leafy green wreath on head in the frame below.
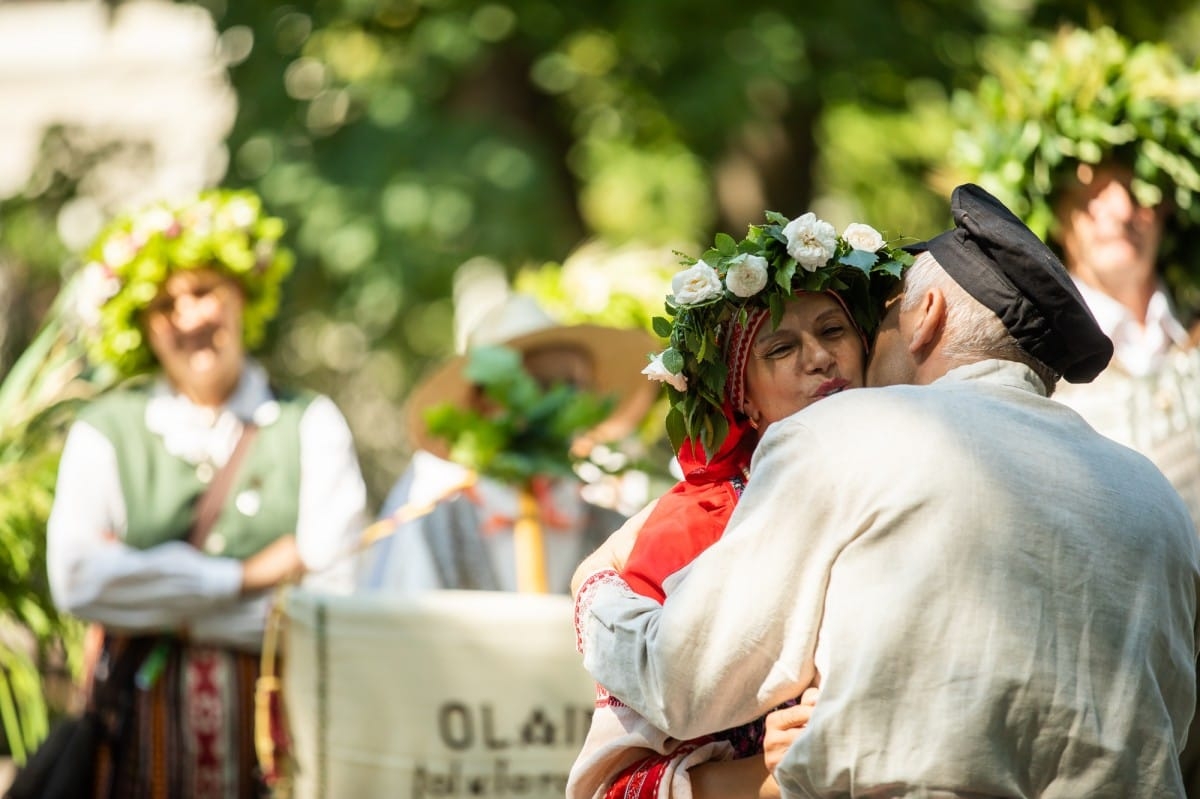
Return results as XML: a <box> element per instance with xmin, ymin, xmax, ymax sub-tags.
<box><xmin>422</xmin><ymin>345</ymin><xmax>616</xmax><ymax>486</ymax></box>
<box><xmin>645</xmin><ymin>211</ymin><xmax>912</xmax><ymax>457</ymax></box>
<box><xmin>951</xmin><ymin>26</ymin><xmax>1200</xmax><ymax>315</ymax></box>
<box><xmin>78</xmin><ymin>188</ymin><xmax>295</xmax><ymax>378</ymax></box>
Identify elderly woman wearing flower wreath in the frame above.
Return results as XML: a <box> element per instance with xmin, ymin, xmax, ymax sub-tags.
<box><xmin>46</xmin><ymin>189</ymin><xmax>367</xmax><ymax>798</ymax></box>
<box><xmin>567</xmin><ymin>211</ymin><xmax>910</xmax><ymax>799</ymax></box>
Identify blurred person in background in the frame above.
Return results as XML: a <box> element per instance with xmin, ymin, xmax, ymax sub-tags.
<box><xmin>360</xmin><ymin>292</ymin><xmax>657</xmax><ymax>594</ymax></box>
<box><xmin>953</xmin><ymin>25</ymin><xmax>1200</xmax><ymax>527</ymax></box>
<box><xmin>953</xmin><ymin>28</ymin><xmax>1200</xmax><ymax>793</ymax></box>
<box><xmin>46</xmin><ymin>189</ymin><xmax>367</xmax><ymax>798</ymax></box>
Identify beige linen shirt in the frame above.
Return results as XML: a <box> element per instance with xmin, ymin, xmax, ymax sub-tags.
<box><xmin>578</xmin><ymin>360</ymin><xmax>1200</xmax><ymax>798</ymax></box>
<box><xmin>1053</xmin><ymin>282</ymin><xmax>1200</xmax><ymax>529</ymax></box>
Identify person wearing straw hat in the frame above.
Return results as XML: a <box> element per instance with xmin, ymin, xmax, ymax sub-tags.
<box><xmin>573</xmin><ymin>185</ymin><xmax>1198</xmax><ymax>797</ymax></box>
<box><xmin>360</xmin><ymin>292</ymin><xmax>657</xmax><ymax>594</ymax></box>
<box><xmin>44</xmin><ymin>189</ymin><xmax>367</xmax><ymax>798</ymax></box>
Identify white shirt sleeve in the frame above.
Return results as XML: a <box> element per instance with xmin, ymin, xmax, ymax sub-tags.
<box><xmin>360</xmin><ymin>519</ymin><xmax>446</xmax><ymax>592</ymax></box>
<box><xmin>294</xmin><ymin>394</ymin><xmax>368</xmax><ymax>593</ymax></box>
<box><xmin>578</xmin><ymin>420</ymin><xmax>831</xmax><ymax>740</ymax></box>
<box><xmin>47</xmin><ymin>421</ymin><xmax>245</xmax><ymax>630</ymax></box>
<box><xmin>358</xmin><ymin>451</ymin><xmax>472</xmax><ymax>592</ymax></box>
<box><xmin>186</xmin><ymin>593</ymin><xmax>273</xmax><ymax>651</ymax></box>
<box><xmin>48</xmin><ymin>393</ymin><xmax>368</xmax><ymax>643</ymax></box>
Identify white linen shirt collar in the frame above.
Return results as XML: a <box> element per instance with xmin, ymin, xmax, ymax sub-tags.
<box><xmin>144</xmin><ymin>359</ymin><xmax>279</xmax><ymax>466</ymax></box>
<box><xmin>1073</xmin><ymin>279</ymin><xmax>1188</xmax><ymax>376</ymax></box>
<box><xmin>934</xmin><ymin>358</ymin><xmax>1049</xmax><ymax>396</ymax></box>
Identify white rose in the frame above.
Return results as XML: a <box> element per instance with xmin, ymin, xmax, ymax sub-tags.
<box><xmin>224</xmin><ymin>198</ymin><xmax>258</xmax><ymax>229</ymax></box>
<box><xmin>70</xmin><ymin>262</ymin><xmax>121</xmax><ymax>330</ymax></box>
<box><xmin>642</xmin><ymin>352</ymin><xmax>688</xmax><ymax>392</ymax></box>
<box><xmin>671</xmin><ymin>261</ymin><xmax>723</xmax><ymax>305</ymax></box>
<box><xmin>843</xmin><ymin>222</ymin><xmax>884</xmax><ymax>252</ymax></box>
<box><xmin>725</xmin><ymin>254</ymin><xmax>769</xmax><ymax>297</ymax></box>
<box><xmin>101</xmin><ymin>235</ymin><xmax>138</xmax><ymax>269</ymax></box>
<box><xmin>782</xmin><ymin>213</ymin><xmax>838</xmax><ymax>271</ymax></box>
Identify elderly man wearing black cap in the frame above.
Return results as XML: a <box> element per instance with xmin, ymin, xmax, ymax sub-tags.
<box><xmin>571</xmin><ymin>184</ymin><xmax>1200</xmax><ymax>797</ymax></box>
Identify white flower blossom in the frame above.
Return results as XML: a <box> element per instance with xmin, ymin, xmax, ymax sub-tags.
<box><xmin>224</xmin><ymin>197</ymin><xmax>258</xmax><ymax>229</ymax></box>
<box><xmin>671</xmin><ymin>261</ymin><xmax>723</xmax><ymax>305</ymax></box>
<box><xmin>70</xmin><ymin>262</ymin><xmax>121</xmax><ymax>330</ymax></box>
<box><xmin>101</xmin><ymin>235</ymin><xmax>138</xmax><ymax>269</ymax></box>
<box><xmin>144</xmin><ymin>207</ymin><xmax>175</xmax><ymax>232</ymax></box>
<box><xmin>642</xmin><ymin>352</ymin><xmax>688</xmax><ymax>392</ymax></box>
<box><xmin>843</xmin><ymin>222</ymin><xmax>885</xmax><ymax>253</ymax></box>
<box><xmin>782</xmin><ymin>213</ymin><xmax>837</xmax><ymax>271</ymax></box>
<box><xmin>724</xmin><ymin>254</ymin><xmax>769</xmax><ymax>297</ymax></box>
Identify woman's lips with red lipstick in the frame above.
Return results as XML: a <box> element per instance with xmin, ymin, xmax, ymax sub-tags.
<box><xmin>815</xmin><ymin>377</ymin><xmax>850</xmax><ymax>398</ymax></box>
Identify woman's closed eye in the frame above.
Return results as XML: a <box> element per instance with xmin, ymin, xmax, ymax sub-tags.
<box><xmin>821</xmin><ymin>323</ymin><xmax>847</xmax><ymax>339</ymax></box>
<box><xmin>761</xmin><ymin>341</ymin><xmax>795</xmax><ymax>359</ymax></box>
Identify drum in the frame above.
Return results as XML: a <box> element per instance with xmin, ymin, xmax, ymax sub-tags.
<box><xmin>262</xmin><ymin>588</ymin><xmax>596</xmax><ymax>799</ymax></box>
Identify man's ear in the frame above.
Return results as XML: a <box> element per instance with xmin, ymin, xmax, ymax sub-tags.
<box><xmin>907</xmin><ymin>287</ymin><xmax>946</xmax><ymax>356</ymax></box>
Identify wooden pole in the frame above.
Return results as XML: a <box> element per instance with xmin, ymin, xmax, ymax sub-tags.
<box><xmin>513</xmin><ymin>486</ymin><xmax>548</xmax><ymax>593</ymax></box>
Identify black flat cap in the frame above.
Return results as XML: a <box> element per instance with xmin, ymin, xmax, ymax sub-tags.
<box><xmin>906</xmin><ymin>183</ymin><xmax>1112</xmax><ymax>383</ymax></box>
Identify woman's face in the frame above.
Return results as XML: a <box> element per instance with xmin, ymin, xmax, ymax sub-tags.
<box><xmin>742</xmin><ymin>293</ymin><xmax>865</xmax><ymax>430</ymax></box>
<box><xmin>144</xmin><ymin>269</ymin><xmax>246</xmax><ymax>406</ymax></box>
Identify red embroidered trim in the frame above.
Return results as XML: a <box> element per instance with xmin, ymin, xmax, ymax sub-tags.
<box><xmin>186</xmin><ymin>649</ymin><xmax>227</xmax><ymax>799</ymax></box>
<box><xmin>573</xmin><ymin>568</ymin><xmax>626</xmax><ymax>654</ymax></box>
<box><xmin>724</xmin><ymin>308</ymin><xmax>770</xmax><ymax>411</ymax></box>
<box><xmin>606</xmin><ymin>739</ymin><xmax>713</xmax><ymax>799</ymax></box>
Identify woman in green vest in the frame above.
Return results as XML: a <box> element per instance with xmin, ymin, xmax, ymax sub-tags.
<box><xmin>46</xmin><ymin>189</ymin><xmax>368</xmax><ymax>798</ymax></box>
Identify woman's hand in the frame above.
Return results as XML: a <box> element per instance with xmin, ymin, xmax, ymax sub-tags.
<box><xmin>240</xmin><ymin>534</ymin><xmax>306</xmax><ymax>595</ymax></box>
<box><xmin>570</xmin><ymin>499</ymin><xmax>658</xmax><ymax>595</ymax></box>
<box><xmin>762</xmin><ymin>687</ymin><xmax>820</xmax><ymax>774</ymax></box>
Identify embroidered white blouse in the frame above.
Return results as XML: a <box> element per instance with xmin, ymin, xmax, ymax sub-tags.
<box><xmin>47</xmin><ymin>360</ymin><xmax>367</xmax><ymax>651</ymax></box>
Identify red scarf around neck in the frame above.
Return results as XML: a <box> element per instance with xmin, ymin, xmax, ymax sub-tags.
<box><xmin>620</xmin><ymin>406</ymin><xmax>758</xmax><ymax>603</ymax></box>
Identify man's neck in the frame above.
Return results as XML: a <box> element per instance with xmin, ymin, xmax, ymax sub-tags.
<box><xmin>913</xmin><ymin>352</ymin><xmax>975</xmax><ymax>386</ymax></box>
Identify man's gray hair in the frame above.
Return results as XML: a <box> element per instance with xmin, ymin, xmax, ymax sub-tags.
<box><xmin>901</xmin><ymin>251</ymin><xmax>1060</xmax><ymax>395</ymax></box>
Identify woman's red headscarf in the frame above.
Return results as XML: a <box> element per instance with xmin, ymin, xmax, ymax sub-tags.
<box><xmin>619</xmin><ymin>306</ymin><xmax>772</xmax><ymax>602</ymax></box>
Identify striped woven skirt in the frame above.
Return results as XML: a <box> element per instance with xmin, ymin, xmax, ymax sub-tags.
<box><xmin>93</xmin><ymin>636</ymin><xmax>266</xmax><ymax>799</ymax></box>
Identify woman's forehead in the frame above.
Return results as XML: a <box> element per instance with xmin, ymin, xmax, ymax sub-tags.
<box><xmin>758</xmin><ymin>293</ymin><xmax>845</xmax><ymax>332</ymax></box>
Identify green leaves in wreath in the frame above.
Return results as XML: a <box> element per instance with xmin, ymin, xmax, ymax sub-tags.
<box><xmin>951</xmin><ymin>25</ymin><xmax>1200</xmax><ymax>318</ymax></box>
<box><xmin>647</xmin><ymin>209</ymin><xmax>911</xmax><ymax>459</ymax></box>
<box><xmin>422</xmin><ymin>345</ymin><xmax>615</xmax><ymax>486</ymax></box>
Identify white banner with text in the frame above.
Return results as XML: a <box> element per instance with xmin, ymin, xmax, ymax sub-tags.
<box><xmin>282</xmin><ymin>589</ymin><xmax>597</xmax><ymax>799</ymax></box>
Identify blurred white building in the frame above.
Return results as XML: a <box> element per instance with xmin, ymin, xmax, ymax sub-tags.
<box><xmin>0</xmin><ymin>2</ymin><xmax>232</xmax><ymax>788</ymax></box>
<box><xmin>0</xmin><ymin>0</ymin><xmax>233</xmax><ymax>246</ymax></box>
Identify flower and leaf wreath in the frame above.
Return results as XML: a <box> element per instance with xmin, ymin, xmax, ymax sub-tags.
<box><xmin>642</xmin><ymin>212</ymin><xmax>912</xmax><ymax>458</ymax></box>
<box><xmin>72</xmin><ymin>189</ymin><xmax>294</xmax><ymax>378</ymax></box>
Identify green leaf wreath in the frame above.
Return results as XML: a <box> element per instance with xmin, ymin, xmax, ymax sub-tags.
<box><xmin>422</xmin><ymin>345</ymin><xmax>616</xmax><ymax>486</ymax></box>
<box><xmin>646</xmin><ymin>212</ymin><xmax>912</xmax><ymax>458</ymax></box>
<box><xmin>78</xmin><ymin>188</ymin><xmax>295</xmax><ymax>378</ymax></box>
<box><xmin>951</xmin><ymin>25</ymin><xmax>1200</xmax><ymax>316</ymax></box>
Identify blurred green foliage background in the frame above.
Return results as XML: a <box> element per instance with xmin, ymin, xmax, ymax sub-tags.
<box><xmin>2</xmin><ymin>0</ymin><xmax>1198</xmax><ymax>497</ymax></box>
<box><xmin>1</xmin><ymin>0</ymin><xmax>1199</xmax><ymax>761</ymax></box>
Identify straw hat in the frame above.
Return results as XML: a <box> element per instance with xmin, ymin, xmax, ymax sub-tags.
<box><xmin>406</xmin><ymin>294</ymin><xmax>658</xmax><ymax>459</ymax></box>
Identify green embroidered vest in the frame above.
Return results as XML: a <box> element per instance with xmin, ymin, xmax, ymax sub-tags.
<box><xmin>81</xmin><ymin>384</ymin><xmax>312</xmax><ymax>560</ymax></box>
